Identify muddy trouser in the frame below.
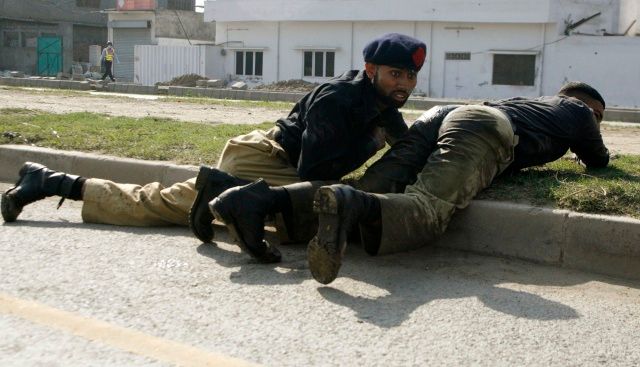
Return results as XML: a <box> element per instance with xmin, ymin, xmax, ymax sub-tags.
<box><xmin>354</xmin><ymin>105</ymin><xmax>460</xmax><ymax>193</ymax></box>
<box><xmin>81</xmin><ymin>127</ymin><xmax>300</xmax><ymax>226</ymax></box>
<box><xmin>274</xmin><ymin>105</ymin><xmax>461</xmax><ymax>244</ymax></box>
<box><xmin>371</xmin><ymin>105</ymin><xmax>517</xmax><ymax>255</ymax></box>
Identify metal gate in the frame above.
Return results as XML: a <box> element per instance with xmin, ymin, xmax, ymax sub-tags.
<box><xmin>113</xmin><ymin>28</ymin><xmax>151</xmax><ymax>82</ymax></box>
<box><xmin>37</xmin><ymin>36</ymin><xmax>63</xmax><ymax>76</ymax></box>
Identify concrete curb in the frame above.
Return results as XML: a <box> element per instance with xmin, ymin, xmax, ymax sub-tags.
<box><xmin>2</xmin><ymin>77</ymin><xmax>639</xmax><ymax>122</ymax></box>
<box><xmin>1</xmin><ymin>144</ymin><xmax>639</xmax><ymax>281</ymax></box>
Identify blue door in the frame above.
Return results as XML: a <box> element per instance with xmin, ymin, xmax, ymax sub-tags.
<box><xmin>37</xmin><ymin>36</ymin><xmax>63</xmax><ymax>76</ymax></box>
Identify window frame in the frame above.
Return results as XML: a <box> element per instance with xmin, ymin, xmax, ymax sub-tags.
<box><xmin>491</xmin><ymin>52</ymin><xmax>537</xmax><ymax>86</ymax></box>
<box><xmin>302</xmin><ymin>50</ymin><xmax>336</xmax><ymax>78</ymax></box>
<box><xmin>234</xmin><ymin>50</ymin><xmax>264</xmax><ymax>77</ymax></box>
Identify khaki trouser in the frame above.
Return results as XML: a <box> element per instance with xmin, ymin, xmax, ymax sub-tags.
<box><xmin>373</xmin><ymin>105</ymin><xmax>517</xmax><ymax>255</ymax></box>
<box><xmin>82</xmin><ymin>127</ymin><xmax>300</xmax><ymax>226</ymax></box>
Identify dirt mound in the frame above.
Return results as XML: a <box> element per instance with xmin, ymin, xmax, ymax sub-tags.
<box><xmin>156</xmin><ymin>74</ymin><xmax>207</xmax><ymax>87</ymax></box>
<box><xmin>254</xmin><ymin>79</ymin><xmax>319</xmax><ymax>93</ymax></box>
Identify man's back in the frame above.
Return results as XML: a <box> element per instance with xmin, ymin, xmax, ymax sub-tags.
<box><xmin>486</xmin><ymin>96</ymin><xmax>609</xmax><ymax>170</ymax></box>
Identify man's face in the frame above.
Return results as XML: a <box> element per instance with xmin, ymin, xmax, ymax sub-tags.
<box><xmin>585</xmin><ymin>98</ymin><xmax>605</xmax><ymax>125</ymax></box>
<box><xmin>366</xmin><ymin>64</ymin><xmax>418</xmax><ymax>108</ymax></box>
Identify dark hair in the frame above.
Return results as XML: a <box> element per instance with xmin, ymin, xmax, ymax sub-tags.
<box><xmin>107</xmin><ymin>41</ymin><xmax>113</xmax><ymax>46</ymax></box>
<box><xmin>558</xmin><ymin>81</ymin><xmax>605</xmax><ymax>109</ymax></box>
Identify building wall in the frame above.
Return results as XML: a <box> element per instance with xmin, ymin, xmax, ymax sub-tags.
<box><xmin>542</xmin><ymin>35</ymin><xmax>640</xmax><ymax>107</ymax></box>
<box><xmin>0</xmin><ymin>0</ymin><xmax>111</xmax><ymax>25</ymax></box>
<box><xmin>155</xmin><ymin>10</ymin><xmax>215</xmax><ymax>41</ymax></box>
<box><xmin>619</xmin><ymin>0</ymin><xmax>639</xmax><ymax>35</ymax></box>
<box><xmin>0</xmin><ymin>19</ymin><xmax>58</xmax><ymax>74</ymax></box>
<box><xmin>206</xmin><ymin>0</ymin><xmax>553</xmax><ymax>23</ymax></box>
<box><xmin>0</xmin><ymin>0</ymin><xmax>113</xmax><ymax>73</ymax></box>
<box><xmin>73</xmin><ymin>25</ymin><xmax>108</xmax><ymax>63</ymax></box>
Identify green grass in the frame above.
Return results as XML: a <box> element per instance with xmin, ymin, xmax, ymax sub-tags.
<box><xmin>478</xmin><ymin>156</ymin><xmax>640</xmax><ymax>218</ymax></box>
<box><xmin>160</xmin><ymin>96</ymin><xmax>295</xmax><ymax>110</ymax></box>
<box><xmin>2</xmin><ymin>108</ymin><xmax>639</xmax><ymax>218</ymax></box>
<box><xmin>0</xmin><ymin>108</ymin><xmax>271</xmax><ymax>165</ymax></box>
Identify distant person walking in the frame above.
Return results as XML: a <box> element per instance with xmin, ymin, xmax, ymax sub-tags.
<box><xmin>101</xmin><ymin>41</ymin><xmax>119</xmax><ymax>82</ymax></box>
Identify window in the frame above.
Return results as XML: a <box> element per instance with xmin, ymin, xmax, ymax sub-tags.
<box><xmin>235</xmin><ymin>51</ymin><xmax>263</xmax><ymax>76</ymax></box>
<box><xmin>76</xmin><ymin>0</ymin><xmax>101</xmax><ymax>8</ymax></box>
<box><xmin>21</xmin><ymin>32</ymin><xmax>38</xmax><ymax>48</ymax></box>
<box><xmin>303</xmin><ymin>51</ymin><xmax>335</xmax><ymax>78</ymax></box>
<box><xmin>2</xmin><ymin>31</ymin><xmax>20</xmax><ymax>48</ymax></box>
<box><xmin>167</xmin><ymin>0</ymin><xmax>193</xmax><ymax>10</ymax></box>
<box><xmin>445</xmin><ymin>52</ymin><xmax>471</xmax><ymax>61</ymax></box>
<box><xmin>492</xmin><ymin>54</ymin><xmax>536</xmax><ymax>86</ymax></box>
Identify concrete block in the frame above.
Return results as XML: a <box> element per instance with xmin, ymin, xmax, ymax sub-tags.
<box><xmin>195</xmin><ymin>79</ymin><xmax>208</xmax><ymax>87</ymax></box>
<box><xmin>230</xmin><ymin>81</ymin><xmax>247</xmax><ymax>90</ymax></box>
<box><xmin>10</xmin><ymin>71</ymin><xmax>24</xmax><ymax>78</ymax></box>
<box><xmin>206</xmin><ymin>79</ymin><xmax>225</xmax><ymax>88</ymax></box>
<box><xmin>39</xmin><ymin>79</ymin><xmax>61</xmax><ymax>89</ymax></box>
<box><xmin>208</xmin><ymin>89</ymin><xmax>224</xmax><ymax>99</ymax></box>
<box><xmin>71</xmin><ymin>155</ymin><xmax>165</xmax><ymax>185</ymax></box>
<box><xmin>563</xmin><ymin>212</ymin><xmax>640</xmax><ymax>280</ymax></box>
<box><xmin>435</xmin><ymin>200</ymin><xmax>566</xmax><ymax>264</ymax></box>
<box><xmin>0</xmin><ymin>145</ymin><xmax>76</xmax><ymax>182</ymax></box>
<box><xmin>161</xmin><ymin>164</ymin><xmax>199</xmax><ymax>187</ymax></box>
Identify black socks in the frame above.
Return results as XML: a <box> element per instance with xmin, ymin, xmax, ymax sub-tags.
<box><xmin>69</xmin><ymin>177</ymin><xmax>86</xmax><ymax>201</ymax></box>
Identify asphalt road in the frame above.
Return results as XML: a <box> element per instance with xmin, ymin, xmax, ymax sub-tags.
<box><xmin>1</xmin><ymin>183</ymin><xmax>639</xmax><ymax>366</ymax></box>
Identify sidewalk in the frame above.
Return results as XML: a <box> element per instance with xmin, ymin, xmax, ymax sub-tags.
<box><xmin>1</xmin><ymin>144</ymin><xmax>639</xmax><ymax>281</ymax></box>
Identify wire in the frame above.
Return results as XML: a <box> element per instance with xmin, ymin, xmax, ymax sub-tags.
<box><xmin>174</xmin><ymin>9</ymin><xmax>191</xmax><ymax>46</ymax></box>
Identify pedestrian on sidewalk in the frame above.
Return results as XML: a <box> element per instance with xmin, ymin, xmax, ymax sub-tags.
<box><xmin>101</xmin><ymin>41</ymin><xmax>119</xmax><ymax>82</ymax></box>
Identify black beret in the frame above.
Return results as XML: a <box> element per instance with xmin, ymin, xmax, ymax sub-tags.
<box><xmin>363</xmin><ymin>33</ymin><xmax>427</xmax><ymax>72</ymax></box>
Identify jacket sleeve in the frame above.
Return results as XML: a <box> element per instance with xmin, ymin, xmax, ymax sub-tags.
<box><xmin>381</xmin><ymin>109</ymin><xmax>409</xmax><ymax>146</ymax></box>
<box><xmin>569</xmin><ymin>110</ymin><xmax>610</xmax><ymax>168</ymax></box>
<box><xmin>296</xmin><ymin>95</ymin><xmax>378</xmax><ymax>181</ymax></box>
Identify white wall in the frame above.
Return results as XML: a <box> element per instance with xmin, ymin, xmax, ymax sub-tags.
<box><xmin>428</xmin><ymin>22</ymin><xmax>544</xmax><ymax>99</ymax></box>
<box><xmin>134</xmin><ymin>45</ymin><xmax>223</xmax><ymax>85</ymax></box>
<box><xmin>206</xmin><ymin>0</ymin><xmax>553</xmax><ymax>23</ymax></box>
<box><xmin>542</xmin><ymin>35</ymin><xmax>640</xmax><ymax>107</ymax></box>
<box><xmin>619</xmin><ymin>0</ymin><xmax>639</xmax><ymax>35</ymax></box>
<box><xmin>157</xmin><ymin>37</ymin><xmax>215</xmax><ymax>46</ymax></box>
<box><xmin>208</xmin><ymin>0</ymin><xmax>640</xmax><ymax>107</ymax></box>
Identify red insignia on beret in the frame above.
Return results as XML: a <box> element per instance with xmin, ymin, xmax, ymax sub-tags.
<box><xmin>412</xmin><ymin>47</ymin><xmax>426</xmax><ymax>70</ymax></box>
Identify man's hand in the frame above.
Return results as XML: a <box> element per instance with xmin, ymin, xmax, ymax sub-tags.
<box><xmin>371</xmin><ymin>126</ymin><xmax>387</xmax><ymax>151</ymax></box>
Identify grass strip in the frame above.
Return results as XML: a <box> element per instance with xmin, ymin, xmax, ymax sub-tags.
<box><xmin>2</xmin><ymin>108</ymin><xmax>639</xmax><ymax>218</ymax></box>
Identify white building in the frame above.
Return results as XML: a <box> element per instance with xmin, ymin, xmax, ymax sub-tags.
<box><xmin>205</xmin><ymin>0</ymin><xmax>640</xmax><ymax>107</ymax></box>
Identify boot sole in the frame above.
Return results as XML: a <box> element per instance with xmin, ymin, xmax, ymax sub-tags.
<box><xmin>307</xmin><ymin>186</ymin><xmax>343</xmax><ymax>284</ymax></box>
<box><xmin>188</xmin><ymin>166</ymin><xmax>215</xmax><ymax>243</ymax></box>
<box><xmin>0</xmin><ymin>163</ymin><xmax>32</xmax><ymax>222</ymax></box>
<box><xmin>209</xmin><ymin>198</ymin><xmax>281</xmax><ymax>263</ymax></box>
<box><xmin>1</xmin><ymin>191</ymin><xmax>21</xmax><ymax>222</ymax></box>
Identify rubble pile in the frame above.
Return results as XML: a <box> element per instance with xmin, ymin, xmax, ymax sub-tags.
<box><xmin>254</xmin><ymin>79</ymin><xmax>319</xmax><ymax>93</ymax></box>
<box><xmin>156</xmin><ymin>74</ymin><xmax>208</xmax><ymax>87</ymax></box>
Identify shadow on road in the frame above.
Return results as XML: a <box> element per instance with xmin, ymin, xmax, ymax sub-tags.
<box><xmin>193</xmin><ymin>230</ymin><xmax>640</xmax><ymax>328</ymax></box>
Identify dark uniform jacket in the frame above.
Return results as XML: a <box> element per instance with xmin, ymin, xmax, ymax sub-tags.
<box><xmin>275</xmin><ymin>70</ymin><xmax>408</xmax><ymax>181</ymax></box>
<box><xmin>486</xmin><ymin>96</ymin><xmax>609</xmax><ymax>171</ymax></box>
<box><xmin>357</xmin><ymin>96</ymin><xmax>609</xmax><ymax>193</ymax></box>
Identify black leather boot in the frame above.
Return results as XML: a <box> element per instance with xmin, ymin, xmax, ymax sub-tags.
<box><xmin>1</xmin><ymin>162</ymin><xmax>81</xmax><ymax>222</ymax></box>
<box><xmin>209</xmin><ymin>179</ymin><xmax>282</xmax><ymax>263</ymax></box>
<box><xmin>307</xmin><ymin>184</ymin><xmax>380</xmax><ymax>284</ymax></box>
<box><xmin>189</xmin><ymin>166</ymin><xmax>250</xmax><ymax>243</ymax></box>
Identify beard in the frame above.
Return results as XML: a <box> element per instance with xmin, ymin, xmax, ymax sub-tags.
<box><xmin>373</xmin><ymin>72</ymin><xmax>410</xmax><ymax>109</ymax></box>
